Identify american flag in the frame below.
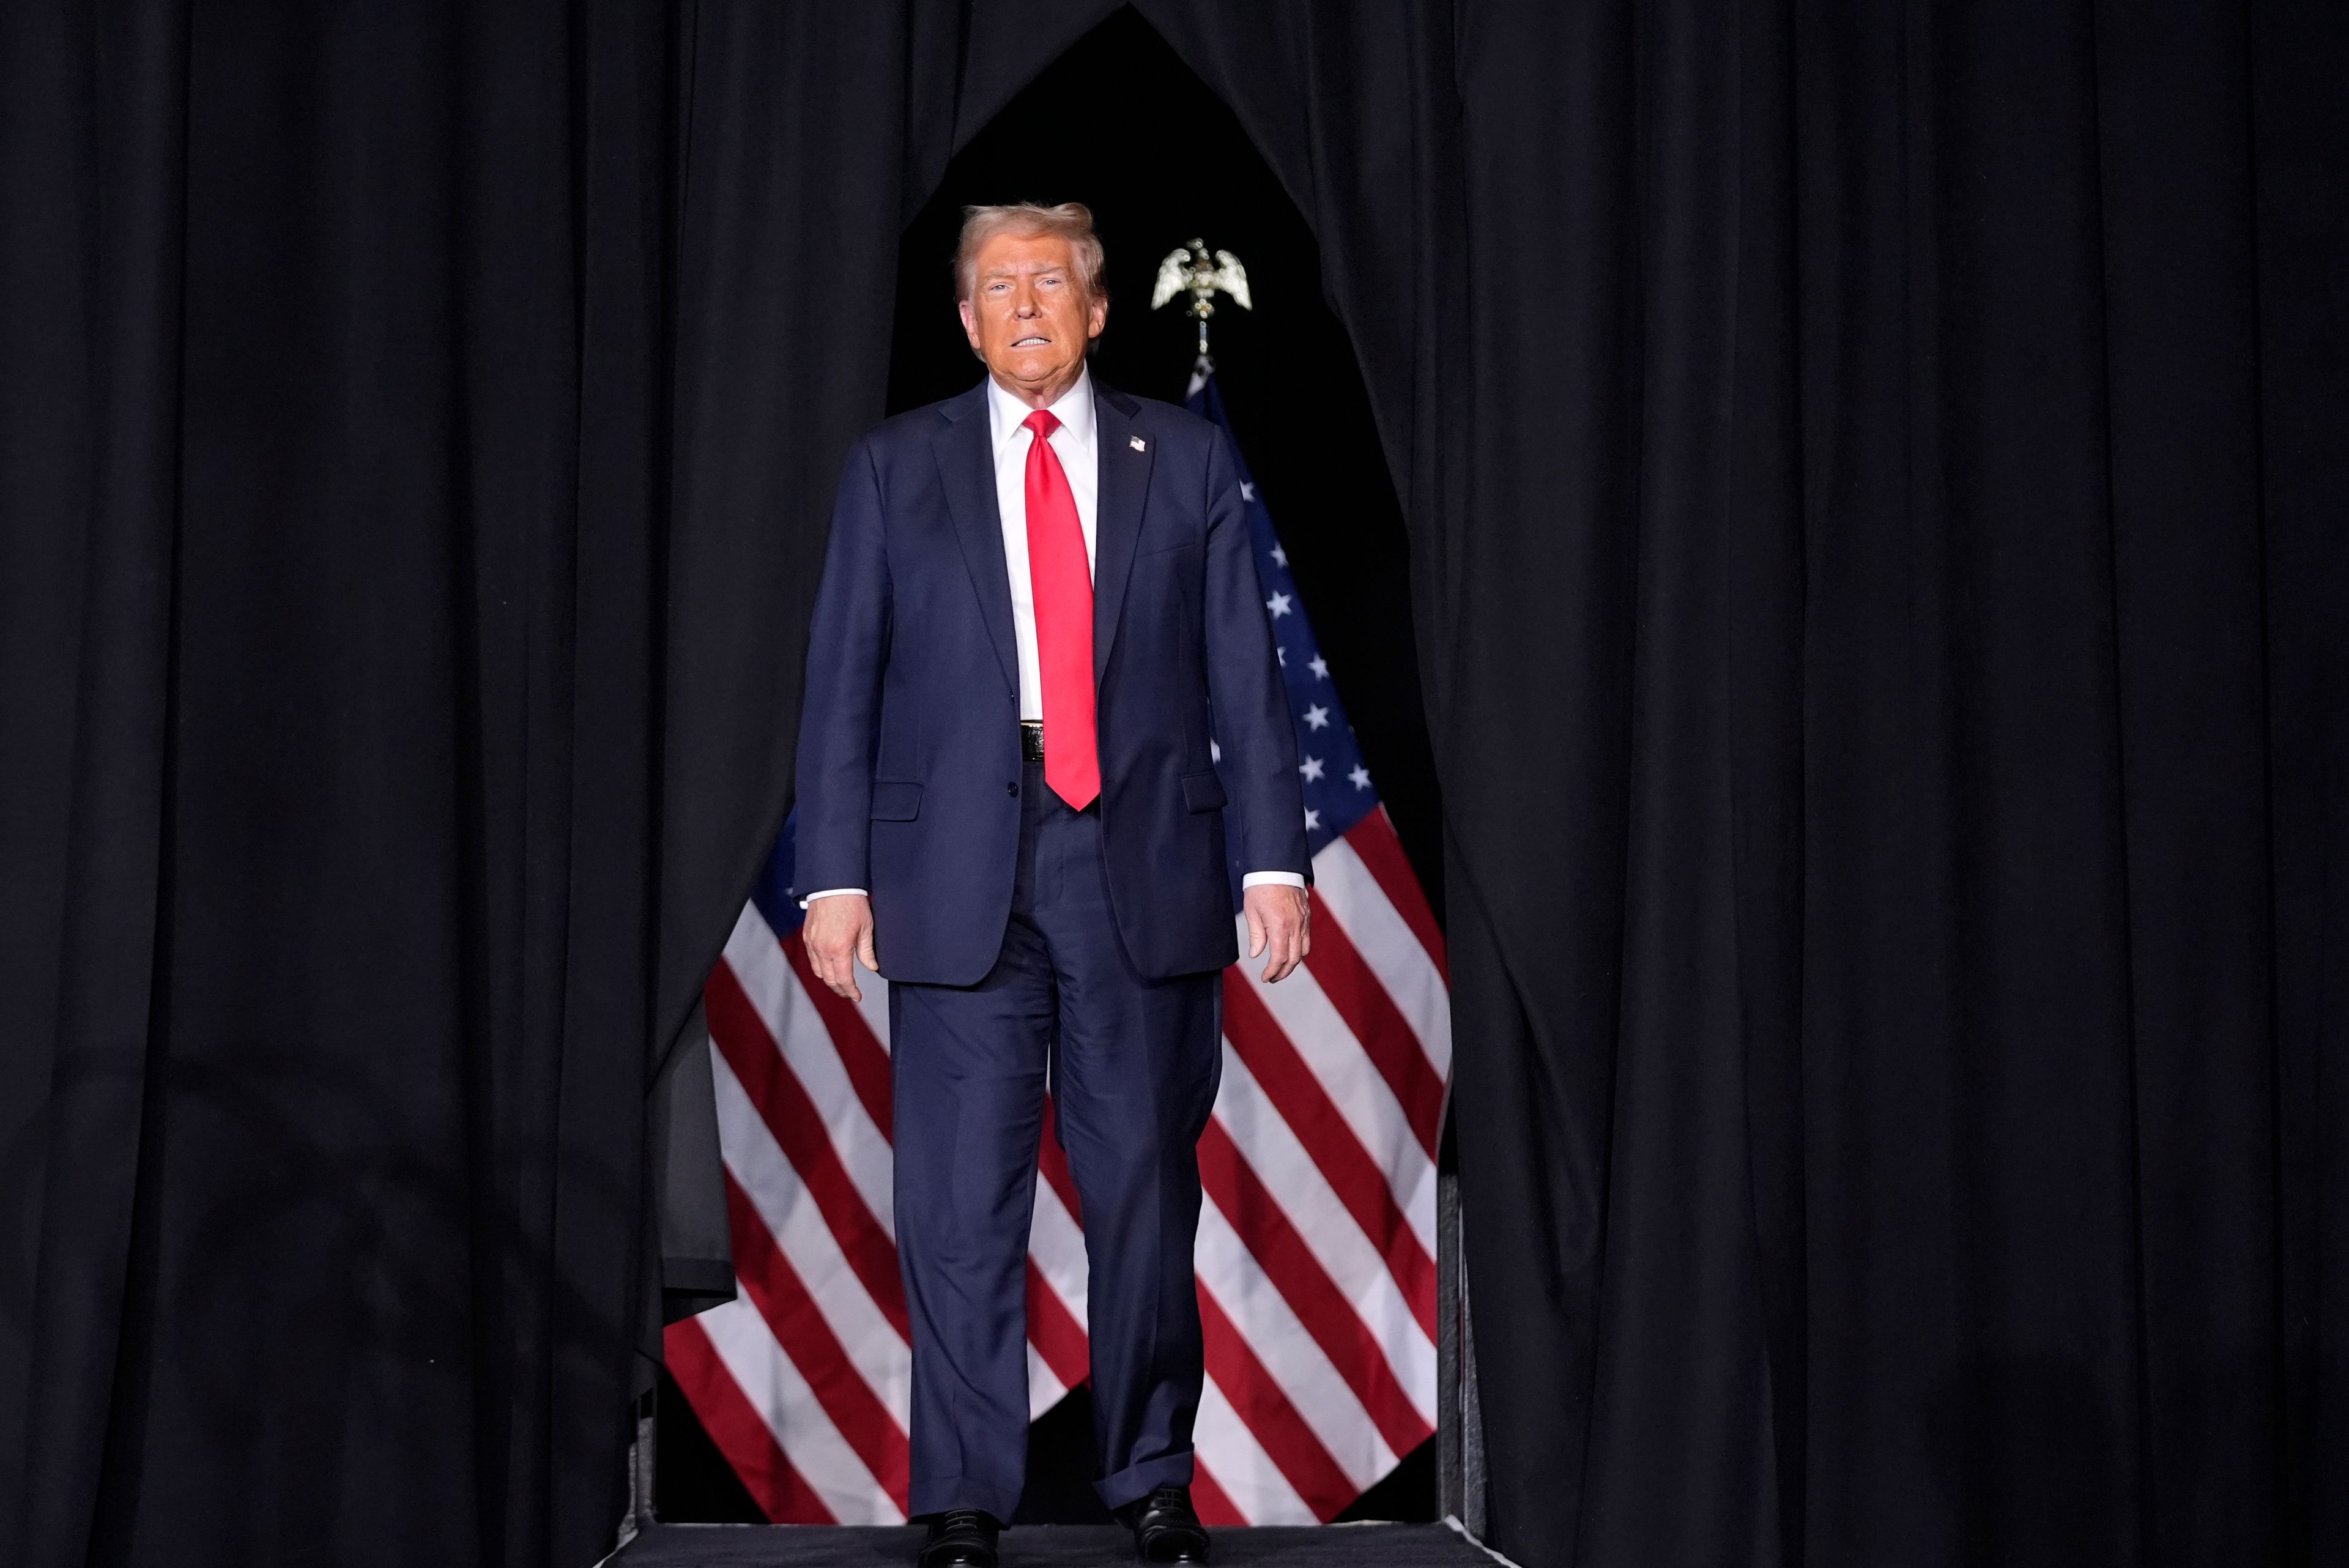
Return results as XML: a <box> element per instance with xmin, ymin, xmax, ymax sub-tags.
<box><xmin>664</xmin><ymin>371</ymin><xmax>1450</xmax><ymax>1525</ymax></box>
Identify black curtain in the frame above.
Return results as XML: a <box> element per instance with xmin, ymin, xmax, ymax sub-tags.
<box><xmin>4</xmin><ymin>4</ymin><xmax>680</xmax><ymax>1566</ymax></box>
<box><xmin>6</xmin><ymin>4</ymin><xmax>2344</xmax><ymax>1568</ymax></box>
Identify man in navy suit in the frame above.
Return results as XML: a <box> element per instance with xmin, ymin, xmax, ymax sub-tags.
<box><xmin>793</xmin><ymin>202</ymin><xmax>1310</xmax><ymax>1568</ymax></box>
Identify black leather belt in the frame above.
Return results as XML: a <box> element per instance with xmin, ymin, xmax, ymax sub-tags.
<box><xmin>1020</xmin><ymin>721</ymin><xmax>1045</xmax><ymax>764</ymax></box>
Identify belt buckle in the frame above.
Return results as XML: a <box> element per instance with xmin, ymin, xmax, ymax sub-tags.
<box><xmin>1020</xmin><ymin>722</ymin><xmax>1045</xmax><ymax>764</ymax></box>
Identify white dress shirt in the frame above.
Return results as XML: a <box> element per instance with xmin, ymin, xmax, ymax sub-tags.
<box><xmin>989</xmin><ymin>370</ymin><xmax>1097</xmax><ymax>721</ymax></box>
<box><xmin>801</xmin><ymin>369</ymin><xmax>1303</xmax><ymax>905</ymax></box>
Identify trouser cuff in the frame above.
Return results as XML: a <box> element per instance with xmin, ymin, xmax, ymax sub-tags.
<box><xmin>910</xmin><ymin>1471</ymin><xmax>1022</xmax><ymax>1525</ymax></box>
<box><xmin>1096</xmin><ymin>1447</ymin><xmax>1196</xmax><ymax>1512</ymax></box>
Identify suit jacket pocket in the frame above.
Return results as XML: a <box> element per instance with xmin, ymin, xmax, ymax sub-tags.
<box><xmin>1179</xmin><ymin>769</ymin><xmax>1228</xmax><ymax>814</ymax></box>
<box><xmin>871</xmin><ymin>780</ymin><xmax>923</xmax><ymax>820</ymax></box>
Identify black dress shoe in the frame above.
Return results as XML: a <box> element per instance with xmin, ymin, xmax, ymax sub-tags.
<box><xmin>1121</xmin><ymin>1485</ymin><xmax>1210</xmax><ymax>1563</ymax></box>
<box><xmin>916</xmin><ymin>1509</ymin><xmax>1000</xmax><ymax>1568</ymax></box>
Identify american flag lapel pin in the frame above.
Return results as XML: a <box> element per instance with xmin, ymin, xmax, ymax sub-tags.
<box><xmin>1130</xmin><ymin>435</ymin><xmax>1147</xmax><ymax>451</ymax></box>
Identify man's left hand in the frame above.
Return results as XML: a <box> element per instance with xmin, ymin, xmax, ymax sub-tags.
<box><xmin>1244</xmin><ymin>883</ymin><xmax>1312</xmax><ymax>984</ymax></box>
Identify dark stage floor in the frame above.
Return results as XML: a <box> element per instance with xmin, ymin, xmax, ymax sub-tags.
<box><xmin>614</xmin><ymin>1523</ymin><xmax>1496</xmax><ymax>1567</ymax></box>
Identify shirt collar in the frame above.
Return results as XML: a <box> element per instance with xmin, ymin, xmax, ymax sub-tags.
<box><xmin>986</xmin><ymin>365</ymin><xmax>1094</xmax><ymax>456</ymax></box>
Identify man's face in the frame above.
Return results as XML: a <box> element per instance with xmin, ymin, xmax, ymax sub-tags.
<box><xmin>959</xmin><ymin>231</ymin><xmax>1108</xmax><ymax>403</ymax></box>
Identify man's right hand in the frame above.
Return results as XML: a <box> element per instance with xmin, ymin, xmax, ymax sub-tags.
<box><xmin>802</xmin><ymin>893</ymin><xmax>879</xmax><ymax>1002</ymax></box>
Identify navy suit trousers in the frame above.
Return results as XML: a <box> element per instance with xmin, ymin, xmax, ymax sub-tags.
<box><xmin>888</xmin><ymin>752</ymin><xmax>1222</xmax><ymax>1522</ymax></box>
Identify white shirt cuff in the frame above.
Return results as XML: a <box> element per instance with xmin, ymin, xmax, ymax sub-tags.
<box><xmin>808</xmin><ymin>877</ymin><xmax>1300</xmax><ymax>905</ymax></box>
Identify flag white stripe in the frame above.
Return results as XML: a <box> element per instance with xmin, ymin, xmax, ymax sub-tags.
<box><xmin>1195</xmin><ymin>1371</ymin><xmax>1316</xmax><ymax>1525</ymax></box>
<box><xmin>1232</xmin><ymin>943</ymin><xmax>1438</xmax><ymax>1254</ymax></box>
<box><xmin>710</xmin><ymin>1047</ymin><xmax>911</xmax><ymax>1418</ymax></box>
<box><xmin>1026</xmin><ymin>1340</ymin><xmax>1071</xmax><ymax>1418</ymax></box>
<box><xmin>697</xmin><ymin>1293</ymin><xmax>905</xmax><ymax>1524</ymax></box>
<box><xmin>1212</xmin><ymin>1046</ymin><xmax>1437</xmax><ymax>1420</ymax></box>
<box><xmin>1384</xmin><ymin>1150</ymin><xmax>1437</xmax><ymax>1276</ymax></box>
<box><xmin>1195</xmin><ymin>1200</ymin><xmax>1397</xmax><ymax>1490</ymax></box>
<box><xmin>1027</xmin><ymin>1176</ymin><xmax>1090</xmax><ymax>1327</ymax></box>
<box><xmin>723</xmin><ymin>907</ymin><xmax>897</xmax><ymax>1235</ymax></box>
<box><xmin>1310</xmin><ymin>834</ymin><xmax>1452</xmax><ymax>1078</ymax></box>
<box><xmin>848</xmin><ymin>963</ymin><xmax>892</xmax><ymax>1050</ymax></box>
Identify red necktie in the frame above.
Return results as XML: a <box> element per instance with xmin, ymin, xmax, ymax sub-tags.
<box><xmin>1022</xmin><ymin>409</ymin><xmax>1099</xmax><ymax>809</ymax></box>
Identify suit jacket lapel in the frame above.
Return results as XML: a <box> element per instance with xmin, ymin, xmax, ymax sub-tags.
<box><xmin>1091</xmin><ymin>384</ymin><xmax>1151</xmax><ymax>683</ymax></box>
<box><xmin>932</xmin><ymin>384</ymin><xmax>1019</xmax><ymax>697</ymax></box>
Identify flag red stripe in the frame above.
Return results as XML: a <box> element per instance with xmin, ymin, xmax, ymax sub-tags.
<box><xmin>1342</xmin><ymin>810</ymin><xmax>1447</xmax><ymax>981</ymax></box>
<box><xmin>664</xmin><ymin>1317</ymin><xmax>839</xmax><ymax>1523</ymax></box>
<box><xmin>1037</xmin><ymin>1095</ymin><xmax>1083</xmax><ymax>1225</ymax></box>
<box><xmin>725</xmin><ymin>1174</ymin><xmax>911</xmax><ymax>1509</ymax></box>
<box><xmin>1024</xmin><ymin>1257</ymin><xmax>1092</xmax><ymax>1390</ymax></box>
<box><xmin>1198</xmin><ymin>1120</ymin><xmax>1434</xmax><ymax>1458</ymax></box>
<box><xmin>707</xmin><ymin>962</ymin><xmax>910</xmax><ymax>1337</ymax></box>
<box><xmin>779</xmin><ymin>927</ymin><xmax>896</xmax><ymax>1144</ymax></box>
<box><xmin>1300</xmin><ymin>907</ymin><xmax>1445</xmax><ymax>1157</ymax></box>
<box><xmin>1190</xmin><ymin>1459</ymin><xmax>1244</xmax><ymax>1527</ymax></box>
<box><xmin>1198</xmin><ymin>1288</ymin><xmax>1358</xmax><ymax>1520</ymax></box>
<box><xmin>1220</xmin><ymin>974</ymin><xmax>1438</xmax><ymax>1337</ymax></box>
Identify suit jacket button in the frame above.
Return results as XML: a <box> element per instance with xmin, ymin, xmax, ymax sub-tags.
<box><xmin>1007</xmin><ymin>781</ymin><xmax>1019</xmax><ymax>797</ymax></box>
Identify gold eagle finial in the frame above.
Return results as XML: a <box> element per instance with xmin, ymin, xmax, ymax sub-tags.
<box><xmin>1151</xmin><ymin>239</ymin><xmax>1252</xmax><ymax>360</ymax></box>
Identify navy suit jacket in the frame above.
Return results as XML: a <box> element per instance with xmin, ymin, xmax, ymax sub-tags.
<box><xmin>793</xmin><ymin>378</ymin><xmax>1308</xmax><ymax>985</ymax></box>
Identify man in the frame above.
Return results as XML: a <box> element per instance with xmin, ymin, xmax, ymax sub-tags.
<box><xmin>793</xmin><ymin>203</ymin><xmax>1311</xmax><ymax>1567</ymax></box>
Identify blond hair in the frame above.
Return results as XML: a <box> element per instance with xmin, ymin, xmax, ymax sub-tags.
<box><xmin>954</xmin><ymin>202</ymin><xmax>1107</xmax><ymax>302</ymax></box>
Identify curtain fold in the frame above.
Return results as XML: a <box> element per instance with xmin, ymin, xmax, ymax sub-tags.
<box><xmin>6</xmin><ymin>4</ymin><xmax>679</xmax><ymax>1564</ymax></box>
<box><xmin>1</xmin><ymin>4</ymin><xmax>190</xmax><ymax>1564</ymax></box>
<box><xmin>1147</xmin><ymin>2</ymin><xmax>2345</xmax><ymax>1563</ymax></box>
